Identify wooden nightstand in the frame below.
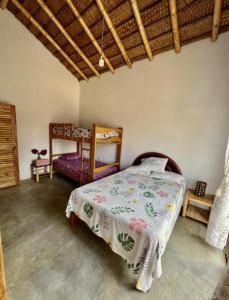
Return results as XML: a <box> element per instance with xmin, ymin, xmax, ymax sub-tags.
<box><xmin>31</xmin><ymin>160</ymin><xmax>53</xmax><ymax>183</ymax></box>
<box><xmin>182</xmin><ymin>189</ymin><xmax>214</xmax><ymax>224</ymax></box>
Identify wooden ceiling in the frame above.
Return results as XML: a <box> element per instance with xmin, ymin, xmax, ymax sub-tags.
<box><xmin>1</xmin><ymin>0</ymin><xmax>229</xmax><ymax>81</ymax></box>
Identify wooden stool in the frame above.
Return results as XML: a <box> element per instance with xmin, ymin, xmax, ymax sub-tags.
<box><xmin>182</xmin><ymin>189</ymin><xmax>214</xmax><ymax>224</ymax></box>
<box><xmin>31</xmin><ymin>160</ymin><xmax>53</xmax><ymax>183</ymax></box>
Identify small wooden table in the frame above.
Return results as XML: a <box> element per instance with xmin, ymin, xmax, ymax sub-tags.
<box><xmin>31</xmin><ymin>160</ymin><xmax>53</xmax><ymax>183</ymax></box>
<box><xmin>182</xmin><ymin>189</ymin><xmax>214</xmax><ymax>224</ymax></box>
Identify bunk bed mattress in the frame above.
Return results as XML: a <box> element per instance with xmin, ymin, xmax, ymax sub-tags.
<box><xmin>66</xmin><ymin>168</ymin><xmax>185</xmax><ymax>292</ymax></box>
<box><xmin>53</xmin><ymin>158</ymin><xmax>118</xmax><ymax>182</ymax></box>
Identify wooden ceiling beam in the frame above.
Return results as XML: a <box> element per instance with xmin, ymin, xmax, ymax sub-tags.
<box><xmin>36</xmin><ymin>0</ymin><xmax>100</xmax><ymax>78</ymax></box>
<box><xmin>0</xmin><ymin>0</ymin><xmax>8</xmax><ymax>9</ymax></box>
<box><xmin>11</xmin><ymin>0</ymin><xmax>88</xmax><ymax>81</ymax></box>
<box><xmin>96</xmin><ymin>0</ymin><xmax>132</xmax><ymax>68</ymax></box>
<box><xmin>212</xmin><ymin>0</ymin><xmax>223</xmax><ymax>42</ymax></box>
<box><xmin>130</xmin><ymin>0</ymin><xmax>153</xmax><ymax>61</ymax></box>
<box><xmin>66</xmin><ymin>0</ymin><xmax>115</xmax><ymax>74</ymax></box>
<box><xmin>169</xmin><ymin>0</ymin><xmax>181</xmax><ymax>53</ymax></box>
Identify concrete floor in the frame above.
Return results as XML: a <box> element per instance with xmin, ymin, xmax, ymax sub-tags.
<box><xmin>0</xmin><ymin>175</ymin><xmax>226</xmax><ymax>300</ymax></box>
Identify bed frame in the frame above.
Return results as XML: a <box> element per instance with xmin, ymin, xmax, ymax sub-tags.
<box><xmin>49</xmin><ymin>123</ymin><xmax>123</xmax><ymax>185</ymax></box>
<box><xmin>70</xmin><ymin>152</ymin><xmax>182</xmax><ymax>226</ymax></box>
<box><xmin>132</xmin><ymin>152</ymin><xmax>182</xmax><ymax>175</ymax></box>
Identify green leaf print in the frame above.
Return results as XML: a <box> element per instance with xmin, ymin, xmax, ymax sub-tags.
<box><xmin>114</xmin><ymin>179</ymin><xmax>124</xmax><ymax>184</ymax></box>
<box><xmin>156</xmin><ymin>242</ymin><xmax>160</xmax><ymax>260</ymax></box>
<box><xmin>127</xmin><ymin>262</ymin><xmax>141</xmax><ymax>275</ymax></box>
<box><xmin>91</xmin><ymin>224</ymin><xmax>99</xmax><ymax>234</ymax></box>
<box><xmin>99</xmin><ymin>210</ymin><xmax>111</xmax><ymax>231</ymax></box>
<box><xmin>110</xmin><ymin>187</ymin><xmax>119</xmax><ymax>196</ymax></box>
<box><xmin>84</xmin><ymin>203</ymin><xmax>94</xmax><ymax>218</ymax></box>
<box><xmin>138</xmin><ymin>182</ymin><xmax>146</xmax><ymax>190</ymax></box>
<box><xmin>144</xmin><ymin>203</ymin><xmax>157</xmax><ymax>217</ymax></box>
<box><xmin>83</xmin><ymin>188</ymin><xmax>101</xmax><ymax>194</ymax></box>
<box><xmin>111</xmin><ymin>206</ymin><xmax>135</xmax><ymax>215</ymax></box>
<box><xmin>118</xmin><ymin>233</ymin><xmax>135</xmax><ymax>252</ymax></box>
<box><xmin>143</xmin><ymin>191</ymin><xmax>155</xmax><ymax>198</ymax></box>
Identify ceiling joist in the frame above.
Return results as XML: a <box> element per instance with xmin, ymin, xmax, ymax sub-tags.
<box><xmin>212</xmin><ymin>0</ymin><xmax>223</xmax><ymax>42</ymax></box>
<box><xmin>96</xmin><ymin>0</ymin><xmax>132</xmax><ymax>68</ymax></box>
<box><xmin>66</xmin><ymin>0</ymin><xmax>115</xmax><ymax>74</ymax></box>
<box><xmin>36</xmin><ymin>0</ymin><xmax>100</xmax><ymax>78</ymax></box>
<box><xmin>130</xmin><ymin>0</ymin><xmax>153</xmax><ymax>61</ymax></box>
<box><xmin>11</xmin><ymin>0</ymin><xmax>88</xmax><ymax>81</ymax></box>
<box><xmin>169</xmin><ymin>0</ymin><xmax>181</xmax><ymax>53</ymax></box>
<box><xmin>0</xmin><ymin>0</ymin><xmax>8</xmax><ymax>10</ymax></box>
<box><xmin>5</xmin><ymin>0</ymin><xmax>229</xmax><ymax>80</ymax></box>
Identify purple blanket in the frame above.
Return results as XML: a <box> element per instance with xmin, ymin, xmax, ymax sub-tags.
<box><xmin>53</xmin><ymin>158</ymin><xmax>118</xmax><ymax>183</ymax></box>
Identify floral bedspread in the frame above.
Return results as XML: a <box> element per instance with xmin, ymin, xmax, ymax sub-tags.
<box><xmin>66</xmin><ymin>169</ymin><xmax>185</xmax><ymax>292</ymax></box>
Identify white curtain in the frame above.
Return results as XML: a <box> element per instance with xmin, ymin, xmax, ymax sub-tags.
<box><xmin>206</xmin><ymin>137</ymin><xmax>229</xmax><ymax>250</ymax></box>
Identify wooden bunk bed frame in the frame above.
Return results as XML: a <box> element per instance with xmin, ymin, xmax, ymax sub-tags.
<box><xmin>49</xmin><ymin>123</ymin><xmax>123</xmax><ymax>185</ymax></box>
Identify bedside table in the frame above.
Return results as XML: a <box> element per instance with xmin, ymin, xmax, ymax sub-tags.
<box><xmin>182</xmin><ymin>189</ymin><xmax>214</xmax><ymax>224</ymax></box>
<box><xmin>31</xmin><ymin>160</ymin><xmax>53</xmax><ymax>183</ymax></box>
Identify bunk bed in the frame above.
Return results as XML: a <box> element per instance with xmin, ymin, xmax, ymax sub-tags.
<box><xmin>49</xmin><ymin>123</ymin><xmax>123</xmax><ymax>185</ymax></box>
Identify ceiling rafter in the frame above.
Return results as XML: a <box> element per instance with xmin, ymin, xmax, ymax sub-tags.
<box><xmin>80</xmin><ymin>6</ymin><xmax>229</xmax><ymax>78</ymax></box>
<box><xmin>11</xmin><ymin>0</ymin><xmax>88</xmax><ymax>81</ymax></box>
<box><xmin>5</xmin><ymin>0</ymin><xmax>229</xmax><ymax>80</ymax></box>
<box><xmin>43</xmin><ymin>1</ymin><xmax>95</xmax><ymax>50</ymax></box>
<box><xmin>168</xmin><ymin>0</ymin><xmax>181</xmax><ymax>53</ymax></box>
<box><xmin>130</xmin><ymin>0</ymin><xmax>153</xmax><ymax>61</ymax></box>
<box><xmin>212</xmin><ymin>0</ymin><xmax>223</xmax><ymax>41</ymax></box>
<box><xmin>51</xmin><ymin>0</ymin><xmax>170</xmax><ymax>64</ymax></box>
<box><xmin>96</xmin><ymin>0</ymin><xmax>132</xmax><ymax>68</ymax></box>
<box><xmin>55</xmin><ymin>3</ymin><xmax>229</xmax><ymax>74</ymax></box>
<box><xmin>66</xmin><ymin>0</ymin><xmax>115</xmax><ymax>74</ymax></box>
<box><xmin>36</xmin><ymin>0</ymin><xmax>100</xmax><ymax>78</ymax></box>
<box><xmin>31</xmin><ymin>3</ymin><xmax>66</xmax><ymax>41</ymax></box>
<box><xmin>0</xmin><ymin>0</ymin><xmax>8</xmax><ymax>9</ymax></box>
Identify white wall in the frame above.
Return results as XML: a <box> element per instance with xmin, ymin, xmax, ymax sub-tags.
<box><xmin>0</xmin><ymin>12</ymin><xmax>80</xmax><ymax>180</ymax></box>
<box><xmin>80</xmin><ymin>32</ymin><xmax>229</xmax><ymax>193</ymax></box>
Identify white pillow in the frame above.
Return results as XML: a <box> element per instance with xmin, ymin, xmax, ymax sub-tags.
<box><xmin>140</xmin><ymin>157</ymin><xmax>168</xmax><ymax>173</ymax></box>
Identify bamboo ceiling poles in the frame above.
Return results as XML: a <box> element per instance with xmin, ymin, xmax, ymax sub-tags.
<box><xmin>168</xmin><ymin>0</ymin><xmax>181</xmax><ymax>53</ymax></box>
<box><xmin>11</xmin><ymin>0</ymin><xmax>88</xmax><ymax>81</ymax></box>
<box><xmin>130</xmin><ymin>0</ymin><xmax>153</xmax><ymax>61</ymax></box>
<box><xmin>36</xmin><ymin>0</ymin><xmax>100</xmax><ymax>78</ymax></box>
<box><xmin>96</xmin><ymin>0</ymin><xmax>132</xmax><ymax>68</ymax></box>
<box><xmin>66</xmin><ymin>0</ymin><xmax>115</xmax><ymax>74</ymax></box>
<box><xmin>212</xmin><ymin>0</ymin><xmax>223</xmax><ymax>42</ymax></box>
<box><xmin>0</xmin><ymin>0</ymin><xmax>8</xmax><ymax>9</ymax></box>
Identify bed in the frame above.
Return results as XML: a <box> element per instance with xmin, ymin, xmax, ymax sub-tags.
<box><xmin>49</xmin><ymin>123</ymin><xmax>123</xmax><ymax>185</ymax></box>
<box><xmin>66</xmin><ymin>152</ymin><xmax>185</xmax><ymax>292</ymax></box>
<box><xmin>53</xmin><ymin>155</ymin><xmax>118</xmax><ymax>184</ymax></box>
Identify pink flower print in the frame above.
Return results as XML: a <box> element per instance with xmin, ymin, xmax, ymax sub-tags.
<box><xmin>93</xmin><ymin>195</ymin><xmax>107</xmax><ymax>204</ymax></box>
<box><xmin>127</xmin><ymin>179</ymin><xmax>137</xmax><ymax>184</ymax></box>
<box><xmin>157</xmin><ymin>191</ymin><xmax>168</xmax><ymax>197</ymax></box>
<box><xmin>128</xmin><ymin>218</ymin><xmax>148</xmax><ymax>234</ymax></box>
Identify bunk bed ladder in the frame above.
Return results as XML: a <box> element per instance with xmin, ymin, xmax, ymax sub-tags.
<box><xmin>89</xmin><ymin>124</ymin><xmax>96</xmax><ymax>182</ymax></box>
<box><xmin>79</xmin><ymin>136</ymin><xmax>84</xmax><ymax>186</ymax></box>
<box><xmin>116</xmin><ymin>127</ymin><xmax>123</xmax><ymax>171</ymax></box>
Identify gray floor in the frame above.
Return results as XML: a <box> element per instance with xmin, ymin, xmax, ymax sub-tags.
<box><xmin>0</xmin><ymin>175</ymin><xmax>226</xmax><ymax>300</ymax></box>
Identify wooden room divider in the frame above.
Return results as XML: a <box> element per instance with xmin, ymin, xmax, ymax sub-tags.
<box><xmin>0</xmin><ymin>103</ymin><xmax>20</xmax><ymax>189</ymax></box>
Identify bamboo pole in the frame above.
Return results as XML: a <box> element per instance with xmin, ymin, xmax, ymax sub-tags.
<box><xmin>36</xmin><ymin>0</ymin><xmax>100</xmax><ymax>78</ymax></box>
<box><xmin>169</xmin><ymin>0</ymin><xmax>181</xmax><ymax>53</ymax></box>
<box><xmin>96</xmin><ymin>0</ymin><xmax>132</xmax><ymax>68</ymax></box>
<box><xmin>66</xmin><ymin>0</ymin><xmax>115</xmax><ymax>74</ymax></box>
<box><xmin>212</xmin><ymin>0</ymin><xmax>223</xmax><ymax>42</ymax></box>
<box><xmin>0</xmin><ymin>0</ymin><xmax>8</xmax><ymax>9</ymax></box>
<box><xmin>130</xmin><ymin>0</ymin><xmax>153</xmax><ymax>61</ymax></box>
<box><xmin>11</xmin><ymin>0</ymin><xmax>88</xmax><ymax>81</ymax></box>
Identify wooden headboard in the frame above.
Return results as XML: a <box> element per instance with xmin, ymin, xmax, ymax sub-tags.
<box><xmin>132</xmin><ymin>152</ymin><xmax>182</xmax><ymax>175</ymax></box>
